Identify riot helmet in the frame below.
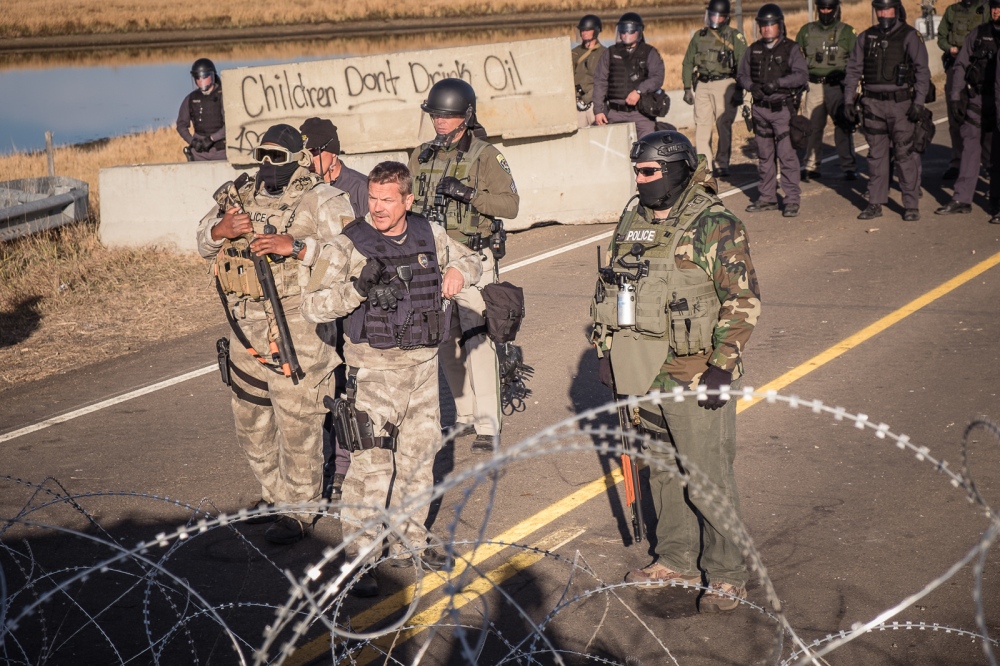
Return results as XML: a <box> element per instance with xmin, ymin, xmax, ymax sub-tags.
<box><xmin>871</xmin><ymin>0</ymin><xmax>904</xmax><ymax>30</ymax></box>
<box><xmin>421</xmin><ymin>78</ymin><xmax>476</xmax><ymax>118</ymax></box>
<box><xmin>190</xmin><ymin>58</ymin><xmax>217</xmax><ymax>92</ymax></box>
<box><xmin>705</xmin><ymin>0</ymin><xmax>731</xmax><ymax>30</ymax></box>
<box><xmin>616</xmin><ymin>12</ymin><xmax>645</xmax><ymax>45</ymax></box>
<box><xmin>629</xmin><ymin>131</ymin><xmax>698</xmax><ymax>210</ymax></box>
<box><xmin>578</xmin><ymin>14</ymin><xmax>602</xmax><ymax>33</ymax></box>
<box><xmin>754</xmin><ymin>3</ymin><xmax>786</xmax><ymax>42</ymax></box>
<box><xmin>816</xmin><ymin>0</ymin><xmax>841</xmax><ymax>26</ymax></box>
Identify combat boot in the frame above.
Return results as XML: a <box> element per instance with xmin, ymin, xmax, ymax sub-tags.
<box><xmin>472</xmin><ymin>434</ymin><xmax>497</xmax><ymax>453</ymax></box>
<box><xmin>991</xmin><ymin>212</ymin><xmax>1000</xmax><ymax>225</ymax></box>
<box><xmin>625</xmin><ymin>561</ymin><xmax>701</xmax><ymax>587</ymax></box>
<box><xmin>243</xmin><ymin>499</ymin><xmax>279</xmax><ymax>525</ymax></box>
<box><xmin>745</xmin><ymin>201</ymin><xmax>779</xmax><ymax>212</ymax></box>
<box><xmin>348</xmin><ymin>569</ymin><xmax>379</xmax><ymax>598</ymax></box>
<box><xmin>857</xmin><ymin>203</ymin><xmax>882</xmax><ymax>220</ymax></box>
<box><xmin>903</xmin><ymin>209</ymin><xmax>921</xmax><ymax>221</ymax></box>
<box><xmin>782</xmin><ymin>204</ymin><xmax>800</xmax><ymax>217</ymax></box>
<box><xmin>699</xmin><ymin>581</ymin><xmax>747</xmax><ymax>613</ymax></box>
<box><xmin>264</xmin><ymin>516</ymin><xmax>308</xmax><ymax>545</ymax></box>
<box><xmin>935</xmin><ymin>201</ymin><xmax>972</xmax><ymax>215</ymax></box>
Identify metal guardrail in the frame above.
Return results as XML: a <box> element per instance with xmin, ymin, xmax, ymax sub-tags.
<box><xmin>0</xmin><ymin>176</ymin><xmax>89</xmax><ymax>242</ymax></box>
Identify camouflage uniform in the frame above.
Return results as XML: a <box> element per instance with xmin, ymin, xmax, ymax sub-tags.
<box><xmin>301</xmin><ymin>215</ymin><xmax>481</xmax><ymax>562</ymax></box>
<box><xmin>408</xmin><ymin>135</ymin><xmax>519</xmax><ymax>438</ymax></box>
<box><xmin>196</xmin><ymin>167</ymin><xmax>355</xmax><ymax>521</ymax></box>
<box><xmin>593</xmin><ymin>159</ymin><xmax>761</xmax><ymax>587</ymax></box>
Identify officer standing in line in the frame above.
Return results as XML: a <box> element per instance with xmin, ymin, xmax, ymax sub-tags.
<box><xmin>177</xmin><ymin>58</ymin><xmax>226</xmax><ymax>162</ymax></box>
<box><xmin>591</xmin><ymin>131</ymin><xmax>760</xmax><ymax>613</ymax></box>
<box><xmin>593</xmin><ymin>12</ymin><xmax>666</xmax><ymax>138</ymax></box>
<box><xmin>681</xmin><ymin>0</ymin><xmax>748</xmax><ymax>179</ymax></box>
<box><xmin>737</xmin><ymin>4</ymin><xmax>809</xmax><ymax>217</ymax></box>
<box><xmin>196</xmin><ymin>124</ymin><xmax>356</xmax><ymax>545</ymax></box>
<box><xmin>795</xmin><ymin>0</ymin><xmax>859</xmax><ymax>180</ymax></box>
<box><xmin>938</xmin><ymin>0</ymin><xmax>988</xmax><ymax>179</ymax></box>
<box><xmin>300</xmin><ymin>118</ymin><xmax>369</xmax><ymax>219</ymax></box>
<box><xmin>938</xmin><ymin>0</ymin><xmax>1000</xmax><ymax>215</ymax></box>
<box><xmin>300</xmin><ymin>162</ymin><xmax>482</xmax><ymax>597</ymax></box>
<box><xmin>573</xmin><ymin>15</ymin><xmax>608</xmax><ymax>128</ymax></box>
<box><xmin>407</xmin><ymin>79</ymin><xmax>520</xmax><ymax>453</ymax></box>
<box><xmin>843</xmin><ymin>0</ymin><xmax>931</xmax><ymax>221</ymax></box>
<box><xmin>994</xmin><ymin>45</ymin><xmax>1000</xmax><ymax>222</ymax></box>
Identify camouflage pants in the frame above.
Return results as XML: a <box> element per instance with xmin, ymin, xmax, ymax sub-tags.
<box><xmin>340</xmin><ymin>356</ymin><xmax>442</xmax><ymax>562</ymax></box>
<box><xmin>228</xmin><ymin>311</ymin><xmax>337</xmax><ymax>522</ymax></box>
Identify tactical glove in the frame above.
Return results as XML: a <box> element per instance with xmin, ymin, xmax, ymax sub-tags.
<box><xmin>698</xmin><ymin>365</ymin><xmax>733</xmax><ymax>410</ymax></box>
<box><xmin>749</xmin><ymin>84</ymin><xmax>764</xmax><ymax>101</ymax></box>
<box><xmin>353</xmin><ymin>257</ymin><xmax>385</xmax><ymax>298</ymax></box>
<box><xmin>731</xmin><ymin>86</ymin><xmax>745</xmax><ymax>107</ymax></box>
<box><xmin>683</xmin><ymin>88</ymin><xmax>695</xmax><ymax>105</ymax></box>
<box><xmin>954</xmin><ymin>94</ymin><xmax>969</xmax><ymax>125</ymax></box>
<box><xmin>437</xmin><ymin>176</ymin><xmax>475</xmax><ymax>204</ymax></box>
<box><xmin>598</xmin><ymin>354</ymin><xmax>613</xmax><ymax>388</ymax></box>
<box><xmin>192</xmin><ymin>136</ymin><xmax>212</xmax><ymax>152</ymax></box>
<box><xmin>369</xmin><ymin>278</ymin><xmax>405</xmax><ymax>311</ymax></box>
<box><xmin>906</xmin><ymin>103</ymin><xmax>924</xmax><ymax>123</ymax></box>
<box><xmin>761</xmin><ymin>81</ymin><xmax>778</xmax><ymax>95</ymax></box>
<box><xmin>842</xmin><ymin>103</ymin><xmax>858</xmax><ymax>125</ymax></box>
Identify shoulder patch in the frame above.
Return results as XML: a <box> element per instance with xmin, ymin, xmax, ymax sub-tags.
<box><xmin>496</xmin><ymin>153</ymin><xmax>511</xmax><ymax>174</ymax></box>
<box><xmin>510</xmin><ymin>180</ymin><xmax>518</xmax><ymax>194</ymax></box>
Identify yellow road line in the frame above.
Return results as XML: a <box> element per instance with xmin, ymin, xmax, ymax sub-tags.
<box><xmin>288</xmin><ymin>249</ymin><xmax>1000</xmax><ymax>665</ymax></box>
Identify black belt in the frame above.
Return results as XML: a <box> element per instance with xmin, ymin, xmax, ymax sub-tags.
<box><xmin>754</xmin><ymin>98</ymin><xmax>788</xmax><ymax>112</ymax></box>
<box><xmin>809</xmin><ymin>74</ymin><xmax>828</xmax><ymax>84</ymax></box>
<box><xmin>698</xmin><ymin>73</ymin><xmax>731</xmax><ymax>83</ymax></box>
<box><xmin>608</xmin><ymin>101</ymin><xmax>636</xmax><ymax>112</ymax></box>
<box><xmin>864</xmin><ymin>89</ymin><xmax>911</xmax><ymax>102</ymax></box>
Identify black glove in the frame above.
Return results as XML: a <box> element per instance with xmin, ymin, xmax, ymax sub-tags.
<box><xmin>353</xmin><ymin>257</ymin><xmax>385</xmax><ymax>298</ymax></box>
<box><xmin>749</xmin><ymin>84</ymin><xmax>764</xmax><ymax>101</ymax></box>
<box><xmin>436</xmin><ymin>176</ymin><xmax>475</xmax><ymax>204</ymax></box>
<box><xmin>954</xmin><ymin>94</ymin><xmax>969</xmax><ymax>125</ymax></box>
<box><xmin>731</xmin><ymin>86</ymin><xmax>745</xmax><ymax>107</ymax></box>
<box><xmin>598</xmin><ymin>354</ymin><xmax>613</xmax><ymax>388</ymax></box>
<box><xmin>369</xmin><ymin>278</ymin><xmax>405</xmax><ymax>311</ymax></box>
<box><xmin>683</xmin><ymin>88</ymin><xmax>695</xmax><ymax>106</ymax></box>
<box><xmin>761</xmin><ymin>81</ymin><xmax>778</xmax><ymax>95</ymax></box>
<box><xmin>907</xmin><ymin>103</ymin><xmax>923</xmax><ymax>123</ymax></box>
<box><xmin>698</xmin><ymin>365</ymin><xmax>733</xmax><ymax>410</ymax></box>
<box><xmin>842</xmin><ymin>103</ymin><xmax>858</xmax><ymax>125</ymax></box>
<box><xmin>192</xmin><ymin>136</ymin><xmax>212</xmax><ymax>152</ymax></box>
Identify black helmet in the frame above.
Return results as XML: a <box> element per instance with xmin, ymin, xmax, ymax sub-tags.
<box><xmin>755</xmin><ymin>3</ymin><xmax>785</xmax><ymax>25</ymax></box>
<box><xmin>706</xmin><ymin>0</ymin><xmax>731</xmax><ymax>28</ymax></box>
<box><xmin>190</xmin><ymin>58</ymin><xmax>217</xmax><ymax>79</ymax></box>
<box><xmin>871</xmin><ymin>0</ymin><xmax>904</xmax><ymax>29</ymax></box>
<box><xmin>617</xmin><ymin>11</ymin><xmax>644</xmax><ymax>35</ymax></box>
<box><xmin>816</xmin><ymin>0</ymin><xmax>841</xmax><ymax>24</ymax></box>
<box><xmin>420</xmin><ymin>78</ymin><xmax>476</xmax><ymax>118</ymax></box>
<box><xmin>630</xmin><ymin>131</ymin><xmax>698</xmax><ymax>209</ymax></box>
<box><xmin>578</xmin><ymin>14</ymin><xmax>602</xmax><ymax>33</ymax></box>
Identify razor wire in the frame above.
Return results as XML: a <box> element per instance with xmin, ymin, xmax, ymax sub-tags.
<box><xmin>0</xmin><ymin>388</ymin><xmax>999</xmax><ymax>665</ymax></box>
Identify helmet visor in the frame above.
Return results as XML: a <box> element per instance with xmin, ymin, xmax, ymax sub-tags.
<box><xmin>707</xmin><ymin>11</ymin><xmax>728</xmax><ymax>28</ymax></box>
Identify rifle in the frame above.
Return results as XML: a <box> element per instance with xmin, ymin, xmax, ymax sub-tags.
<box><xmin>213</xmin><ymin>173</ymin><xmax>304</xmax><ymax>383</ymax></box>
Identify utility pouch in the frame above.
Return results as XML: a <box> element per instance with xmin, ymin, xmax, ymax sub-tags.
<box><xmin>633</xmin><ymin>277</ymin><xmax>670</xmax><ymax>336</ymax></box>
<box><xmin>789</xmin><ymin>113</ymin><xmax>812</xmax><ymax>151</ymax></box>
<box><xmin>912</xmin><ymin>106</ymin><xmax>936</xmax><ymax>154</ymax></box>
<box><xmin>481</xmin><ymin>281</ymin><xmax>526</xmax><ymax>343</ymax></box>
<box><xmin>591</xmin><ymin>278</ymin><xmax>619</xmax><ymax>329</ymax></box>
<box><xmin>667</xmin><ymin>283</ymin><xmax>720</xmax><ymax>356</ymax></box>
<box><xmin>489</xmin><ymin>219</ymin><xmax>507</xmax><ymax>261</ymax></box>
<box><xmin>216</xmin><ymin>337</ymin><xmax>231</xmax><ymax>386</ymax></box>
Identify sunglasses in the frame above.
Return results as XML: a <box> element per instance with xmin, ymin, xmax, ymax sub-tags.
<box><xmin>633</xmin><ymin>166</ymin><xmax>667</xmax><ymax>177</ymax></box>
<box><xmin>307</xmin><ymin>139</ymin><xmax>336</xmax><ymax>157</ymax></box>
<box><xmin>252</xmin><ymin>145</ymin><xmax>295</xmax><ymax>165</ymax></box>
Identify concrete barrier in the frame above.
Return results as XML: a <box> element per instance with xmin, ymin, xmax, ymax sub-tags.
<box><xmin>99</xmin><ymin>123</ymin><xmax>637</xmax><ymax>250</ymax></box>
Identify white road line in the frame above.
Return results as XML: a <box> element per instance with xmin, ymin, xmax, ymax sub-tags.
<box><xmin>3</xmin><ymin>114</ymin><xmax>952</xmax><ymax>443</ymax></box>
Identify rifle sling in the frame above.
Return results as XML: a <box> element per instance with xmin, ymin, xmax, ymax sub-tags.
<box><xmin>215</xmin><ymin>275</ymin><xmax>284</xmax><ymax>375</ymax></box>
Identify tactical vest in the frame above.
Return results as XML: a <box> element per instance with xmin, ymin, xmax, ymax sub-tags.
<box><xmin>344</xmin><ymin>214</ymin><xmax>447</xmax><ymax>350</ymax></box>
<box><xmin>861</xmin><ymin>24</ymin><xmax>914</xmax><ymax>87</ymax></box>
<box><xmin>214</xmin><ymin>171</ymin><xmax>324</xmax><ymax>303</ymax></box>
<box><xmin>590</xmin><ymin>188</ymin><xmax>723</xmax><ymax>359</ymax></box>
<box><xmin>693</xmin><ymin>27</ymin><xmax>739</xmax><ymax>77</ymax></box>
<box><xmin>802</xmin><ymin>22</ymin><xmax>850</xmax><ymax>72</ymax></box>
<box><xmin>966</xmin><ymin>24</ymin><xmax>1000</xmax><ymax>93</ymax></box>
<box><xmin>748</xmin><ymin>38</ymin><xmax>797</xmax><ymax>92</ymax></box>
<box><xmin>946</xmin><ymin>1</ymin><xmax>985</xmax><ymax>46</ymax></box>
<box><xmin>189</xmin><ymin>88</ymin><xmax>225</xmax><ymax>137</ymax></box>
<box><xmin>412</xmin><ymin>137</ymin><xmax>491</xmax><ymax>237</ymax></box>
<box><xmin>607</xmin><ymin>42</ymin><xmax>654</xmax><ymax>100</ymax></box>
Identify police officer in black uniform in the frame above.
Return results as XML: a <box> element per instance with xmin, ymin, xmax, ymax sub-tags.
<box><xmin>592</xmin><ymin>12</ymin><xmax>667</xmax><ymax>138</ymax></box>
<box><xmin>176</xmin><ymin>58</ymin><xmax>226</xmax><ymax>162</ymax></box>
<box><xmin>843</xmin><ymin>0</ymin><xmax>931</xmax><ymax>221</ymax></box>
<box><xmin>737</xmin><ymin>3</ymin><xmax>809</xmax><ymax>217</ymax></box>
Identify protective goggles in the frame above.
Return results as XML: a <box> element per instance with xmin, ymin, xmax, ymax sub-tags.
<box><xmin>252</xmin><ymin>145</ymin><xmax>295</xmax><ymax>164</ymax></box>
<box><xmin>633</xmin><ymin>165</ymin><xmax>668</xmax><ymax>177</ymax></box>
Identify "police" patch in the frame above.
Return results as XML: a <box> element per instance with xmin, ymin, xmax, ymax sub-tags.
<box><xmin>624</xmin><ymin>229</ymin><xmax>656</xmax><ymax>242</ymax></box>
<box><xmin>496</xmin><ymin>154</ymin><xmax>511</xmax><ymax>174</ymax></box>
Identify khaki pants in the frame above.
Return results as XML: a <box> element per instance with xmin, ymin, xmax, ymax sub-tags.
<box><xmin>577</xmin><ymin>106</ymin><xmax>596</xmax><ymax>128</ymax></box>
<box><xmin>228</xmin><ymin>311</ymin><xmax>337</xmax><ymax>522</ymax></box>
<box><xmin>694</xmin><ymin>78</ymin><xmax>739</xmax><ymax>171</ymax></box>
<box><xmin>340</xmin><ymin>357</ymin><xmax>441</xmax><ymax>561</ymax></box>
<box><xmin>801</xmin><ymin>81</ymin><xmax>856</xmax><ymax>173</ymax></box>
<box><xmin>439</xmin><ymin>249</ymin><xmax>502</xmax><ymax>436</ymax></box>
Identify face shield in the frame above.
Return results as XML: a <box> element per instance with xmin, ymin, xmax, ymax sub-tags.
<box><xmin>872</xmin><ymin>6</ymin><xmax>898</xmax><ymax>30</ymax></box>
<box><xmin>753</xmin><ymin>19</ymin><xmax>783</xmax><ymax>42</ymax></box>
<box><xmin>194</xmin><ymin>71</ymin><xmax>215</xmax><ymax>92</ymax></box>
<box><xmin>706</xmin><ymin>10</ymin><xmax>729</xmax><ymax>29</ymax></box>
<box><xmin>616</xmin><ymin>21</ymin><xmax>643</xmax><ymax>45</ymax></box>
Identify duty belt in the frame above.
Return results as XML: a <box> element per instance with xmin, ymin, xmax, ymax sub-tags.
<box><xmin>864</xmin><ymin>88</ymin><xmax>911</xmax><ymax>102</ymax></box>
<box><xmin>809</xmin><ymin>74</ymin><xmax>830</xmax><ymax>84</ymax></box>
<box><xmin>698</xmin><ymin>73</ymin><xmax>731</xmax><ymax>83</ymax></box>
<box><xmin>754</xmin><ymin>98</ymin><xmax>788</xmax><ymax>111</ymax></box>
<box><xmin>608</xmin><ymin>101</ymin><xmax>636</xmax><ymax>112</ymax></box>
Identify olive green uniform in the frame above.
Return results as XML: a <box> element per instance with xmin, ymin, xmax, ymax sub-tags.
<box><xmin>682</xmin><ymin>25</ymin><xmax>748</xmax><ymax>172</ymax></box>
<box><xmin>796</xmin><ymin>20</ymin><xmax>858</xmax><ymax>174</ymax></box>
<box><xmin>939</xmin><ymin>0</ymin><xmax>990</xmax><ymax>168</ymax></box>
<box><xmin>196</xmin><ymin>167</ymin><xmax>355</xmax><ymax>522</ymax></box>
<box><xmin>592</xmin><ymin>158</ymin><xmax>761</xmax><ymax>587</ymax></box>
<box><xmin>573</xmin><ymin>42</ymin><xmax>608</xmax><ymax>127</ymax></box>
<box><xmin>408</xmin><ymin>134</ymin><xmax>519</xmax><ymax>438</ymax></box>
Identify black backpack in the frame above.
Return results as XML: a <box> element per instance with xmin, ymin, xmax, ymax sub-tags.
<box><xmin>480</xmin><ymin>282</ymin><xmax>525</xmax><ymax>343</ymax></box>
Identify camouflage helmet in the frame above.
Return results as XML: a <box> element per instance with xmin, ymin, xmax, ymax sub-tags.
<box><xmin>578</xmin><ymin>14</ymin><xmax>603</xmax><ymax>33</ymax></box>
<box><xmin>420</xmin><ymin>78</ymin><xmax>476</xmax><ymax>118</ymax></box>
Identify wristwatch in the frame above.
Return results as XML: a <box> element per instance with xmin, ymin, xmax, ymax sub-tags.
<box><xmin>291</xmin><ymin>237</ymin><xmax>306</xmax><ymax>257</ymax></box>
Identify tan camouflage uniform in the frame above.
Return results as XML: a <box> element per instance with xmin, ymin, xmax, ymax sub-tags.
<box><xmin>301</xmin><ymin>215</ymin><xmax>481</xmax><ymax>561</ymax></box>
<box><xmin>196</xmin><ymin>167</ymin><xmax>355</xmax><ymax>522</ymax></box>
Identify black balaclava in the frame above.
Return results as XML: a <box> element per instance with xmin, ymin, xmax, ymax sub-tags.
<box><xmin>637</xmin><ymin>163</ymin><xmax>692</xmax><ymax>210</ymax></box>
<box><xmin>258</xmin><ymin>124</ymin><xmax>303</xmax><ymax>194</ymax></box>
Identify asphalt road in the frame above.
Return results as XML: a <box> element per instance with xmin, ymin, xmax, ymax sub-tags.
<box><xmin>3</xmin><ymin>98</ymin><xmax>1000</xmax><ymax>665</ymax></box>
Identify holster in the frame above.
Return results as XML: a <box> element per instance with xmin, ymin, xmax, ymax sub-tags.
<box><xmin>323</xmin><ymin>368</ymin><xmax>398</xmax><ymax>453</ymax></box>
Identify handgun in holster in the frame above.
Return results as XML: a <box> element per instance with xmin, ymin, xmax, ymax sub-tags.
<box><xmin>323</xmin><ymin>368</ymin><xmax>398</xmax><ymax>453</ymax></box>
